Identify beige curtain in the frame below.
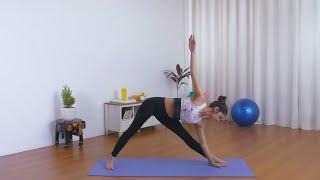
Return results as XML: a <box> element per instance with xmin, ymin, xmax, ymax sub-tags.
<box><xmin>189</xmin><ymin>0</ymin><xmax>320</xmax><ymax>130</ymax></box>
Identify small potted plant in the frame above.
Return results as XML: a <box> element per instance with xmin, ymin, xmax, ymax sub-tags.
<box><xmin>164</xmin><ymin>64</ymin><xmax>191</xmax><ymax>97</ymax></box>
<box><xmin>61</xmin><ymin>85</ymin><xmax>76</xmax><ymax>119</ymax></box>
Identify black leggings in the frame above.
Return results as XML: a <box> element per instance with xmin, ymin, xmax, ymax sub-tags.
<box><xmin>111</xmin><ymin>97</ymin><xmax>206</xmax><ymax>158</ymax></box>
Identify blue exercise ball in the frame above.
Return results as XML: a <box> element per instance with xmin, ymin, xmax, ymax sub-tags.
<box><xmin>231</xmin><ymin>98</ymin><xmax>260</xmax><ymax>127</ymax></box>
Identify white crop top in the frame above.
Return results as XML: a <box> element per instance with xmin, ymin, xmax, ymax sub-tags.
<box><xmin>180</xmin><ymin>97</ymin><xmax>207</xmax><ymax>124</ymax></box>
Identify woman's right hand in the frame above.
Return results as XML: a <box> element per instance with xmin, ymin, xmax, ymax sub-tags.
<box><xmin>208</xmin><ymin>159</ymin><xmax>229</xmax><ymax>168</ymax></box>
<box><xmin>208</xmin><ymin>161</ymin><xmax>226</xmax><ymax>168</ymax></box>
<box><xmin>106</xmin><ymin>155</ymin><xmax>115</xmax><ymax>170</ymax></box>
<box><xmin>209</xmin><ymin>156</ymin><xmax>229</xmax><ymax>168</ymax></box>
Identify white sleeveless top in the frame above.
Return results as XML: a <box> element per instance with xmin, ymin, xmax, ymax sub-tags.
<box><xmin>180</xmin><ymin>97</ymin><xmax>207</xmax><ymax>124</ymax></box>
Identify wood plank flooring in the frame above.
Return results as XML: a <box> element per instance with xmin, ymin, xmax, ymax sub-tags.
<box><xmin>0</xmin><ymin>121</ymin><xmax>319</xmax><ymax>180</ymax></box>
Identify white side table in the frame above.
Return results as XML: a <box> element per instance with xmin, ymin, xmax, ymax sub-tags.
<box><xmin>104</xmin><ymin>100</ymin><xmax>160</xmax><ymax>137</ymax></box>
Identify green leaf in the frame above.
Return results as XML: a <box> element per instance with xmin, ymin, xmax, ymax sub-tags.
<box><xmin>182</xmin><ymin>67</ymin><xmax>190</xmax><ymax>73</ymax></box>
<box><xmin>179</xmin><ymin>82</ymin><xmax>187</xmax><ymax>88</ymax></box>
<box><xmin>171</xmin><ymin>72</ymin><xmax>178</xmax><ymax>79</ymax></box>
<box><xmin>176</xmin><ymin>64</ymin><xmax>183</xmax><ymax>76</ymax></box>
<box><xmin>170</xmin><ymin>77</ymin><xmax>178</xmax><ymax>83</ymax></box>
<box><xmin>61</xmin><ymin>85</ymin><xmax>75</xmax><ymax>107</ymax></box>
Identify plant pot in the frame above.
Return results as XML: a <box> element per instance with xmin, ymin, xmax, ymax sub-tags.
<box><xmin>61</xmin><ymin>107</ymin><xmax>77</xmax><ymax>120</ymax></box>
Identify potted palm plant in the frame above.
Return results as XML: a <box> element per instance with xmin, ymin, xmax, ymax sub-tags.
<box><xmin>164</xmin><ymin>64</ymin><xmax>191</xmax><ymax>97</ymax></box>
<box><xmin>61</xmin><ymin>85</ymin><xmax>76</xmax><ymax>119</ymax></box>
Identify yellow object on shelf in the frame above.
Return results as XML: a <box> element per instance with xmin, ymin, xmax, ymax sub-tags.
<box><xmin>121</xmin><ymin>88</ymin><xmax>127</xmax><ymax>101</ymax></box>
<box><xmin>130</xmin><ymin>92</ymin><xmax>145</xmax><ymax>101</ymax></box>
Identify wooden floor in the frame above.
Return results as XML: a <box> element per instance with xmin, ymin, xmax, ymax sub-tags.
<box><xmin>1</xmin><ymin>121</ymin><xmax>320</xmax><ymax>180</ymax></box>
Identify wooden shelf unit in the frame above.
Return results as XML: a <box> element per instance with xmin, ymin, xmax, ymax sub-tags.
<box><xmin>104</xmin><ymin>100</ymin><xmax>160</xmax><ymax>137</ymax></box>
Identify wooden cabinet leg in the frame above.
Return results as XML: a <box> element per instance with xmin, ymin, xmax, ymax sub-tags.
<box><xmin>65</xmin><ymin>131</ymin><xmax>70</xmax><ymax>149</ymax></box>
<box><xmin>55</xmin><ymin>132</ymin><xmax>59</xmax><ymax>145</ymax></box>
<box><xmin>65</xmin><ymin>124</ymin><xmax>72</xmax><ymax>149</ymax></box>
<box><xmin>79</xmin><ymin>127</ymin><xmax>83</xmax><ymax>146</ymax></box>
<box><xmin>105</xmin><ymin>130</ymin><xmax>109</xmax><ymax>136</ymax></box>
<box><xmin>118</xmin><ymin>132</ymin><xmax>123</xmax><ymax>137</ymax></box>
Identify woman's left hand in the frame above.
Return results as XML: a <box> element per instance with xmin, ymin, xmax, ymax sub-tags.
<box><xmin>189</xmin><ymin>34</ymin><xmax>196</xmax><ymax>53</ymax></box>
<box><xmin>199</xmin><ymin>108</ymin><xmax>215</xmax><ymax>121</ymax></box>
<box><xmin>199</xmin><ymin>111</ymin><xmax>211</xmax><ymax>120</ymax></box>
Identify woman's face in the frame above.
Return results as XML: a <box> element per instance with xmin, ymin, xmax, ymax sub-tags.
<box><xmin>200</xmin><ymin>107</ymin><xmax>225</xmax><ymax>122</ymax></box>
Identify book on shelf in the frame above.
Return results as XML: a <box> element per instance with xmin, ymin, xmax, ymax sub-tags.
<box><xmin>127</xmin><ymin>110</ymin><xmax>133</xmax><ymax>119</ymax></box>
<box><xmin>123</xmin><ymin>110</ymin><xmax>133</xmax><ymax>119</ymax></box>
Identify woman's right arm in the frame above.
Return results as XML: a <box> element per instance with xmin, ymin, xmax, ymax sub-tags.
<box><xmin>194</xmin><ymin>122</ymin><xmax>229</xmax><ymax>167</ymax></box>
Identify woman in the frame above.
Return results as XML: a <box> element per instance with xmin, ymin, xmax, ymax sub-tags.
<box><xmin>106</xmin><ymin>35</ymin><xmax>229</xmax><ymax>170</ymax></box>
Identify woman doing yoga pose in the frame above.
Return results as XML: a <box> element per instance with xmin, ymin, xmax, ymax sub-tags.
<box><xmin>106</xmin><ymin>35</ymin><xmax>229</xmax><ymax>170</ymax></box>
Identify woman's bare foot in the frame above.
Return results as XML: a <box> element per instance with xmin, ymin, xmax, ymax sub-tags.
<box><xmin>105</xmin><ymin>155</ymin><xmax>115</xmax><ymax>170</ymax></box>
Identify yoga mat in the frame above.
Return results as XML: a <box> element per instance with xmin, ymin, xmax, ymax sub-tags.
<box><xmin>88</xmin><ymin>158</ymin><xmax>255</xmax><ymax>177</ymax></box>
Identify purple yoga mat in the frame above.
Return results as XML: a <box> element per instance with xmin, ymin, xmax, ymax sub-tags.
<box><xmin>88</xmin><ymin>158</ymin><xmax>255</xmax><ymax>177</ymax></box>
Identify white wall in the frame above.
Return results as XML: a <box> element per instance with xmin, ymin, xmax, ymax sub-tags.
<box><xmin>0</xmin><ymin>0</ymin><xmax>186</xmax><ymax>156</ymax></box>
